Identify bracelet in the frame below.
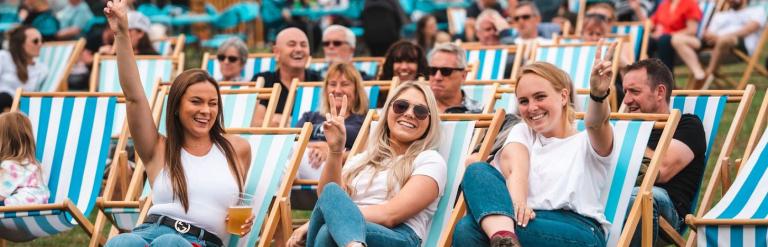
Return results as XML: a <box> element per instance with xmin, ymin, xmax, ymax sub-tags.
<box><xmin>590</xmin><ymin>88</ymin><xmax>610</xmax><ymax>103</ymax></box>
<box><xmin>329</xmin><ymin>150</ymin><xmax>344</xmax><ymax>155</ymax></box>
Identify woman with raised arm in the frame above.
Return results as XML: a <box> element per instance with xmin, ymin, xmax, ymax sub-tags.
<box><xmin>452</xmin><ymin>42</ymin><xmax>617</xmax><ymax>247</ymax></box>
<box><xmin>103</xmin><ymin>0</ymin><xmax>253</xmax><ymax>246</ymax></box>
<box><xmin>287</xmin><ymin>81</ymin><xmax>446</xmax><ymax>247</ymax></box>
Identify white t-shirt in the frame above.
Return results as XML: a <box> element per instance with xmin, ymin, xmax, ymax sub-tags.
<box><xmin>342</xmin><ymin>150</ymin><xmax>447</xmax><ymax>241</ymax></box>
<box><xmin>0</xmin><ymin>50</ymin><xmax>48</xmax><ymax>95</ymax></box>
<box><xmin>494</xmin><ymin>122</ymin><xmax>613</xmax><ymax>232</ymax></box>
<box><xmin>707</xmin><ymin>6</ymin><xmax>767</xmax><ymax>55</ymax></box>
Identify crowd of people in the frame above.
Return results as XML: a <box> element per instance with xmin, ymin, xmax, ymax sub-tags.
<box><xmin>0</xmin><ymin>0</ymin><xmax>765</xmax><ymax>246</ymax></box>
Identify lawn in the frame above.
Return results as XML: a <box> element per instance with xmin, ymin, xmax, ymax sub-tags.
<box><xmin>6</xmin><ymin>45</ymin><xmax>768</xmax><ymax>246</ymax></box>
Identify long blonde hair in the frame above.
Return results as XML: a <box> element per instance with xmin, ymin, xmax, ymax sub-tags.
<box><xmin>342</xmin><ymin>81</ymin><xmax>441</xmax><ymax>198</ymax></box>
<box><xmin>515</xmin><ymin>62</ymin><xmax>576</xmax><ymax>124</ymax></box>
<box><xmin>320</xmin><ymin>62</ymin><xmax>369</xmax><ymax>115</ymax></box>
<box><xmin>0</xmin><ymin>112</ymin><xmax>38</xmax><ymax>165</ymax></box>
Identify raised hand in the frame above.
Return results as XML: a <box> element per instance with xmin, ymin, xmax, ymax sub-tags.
<box><xmin>323</xmin><ymin>94</ymin><xmax>347</xmax><ymax>154</ymax></box>
<box><xmin>590</xmin><ymin>40</ymin><xmax>617</xmax><ymax>97</ymax></box>
<box><xmin>103</xmin><ymin>0</ymin><xmax>129</xmax><ymax>34</ymax></box>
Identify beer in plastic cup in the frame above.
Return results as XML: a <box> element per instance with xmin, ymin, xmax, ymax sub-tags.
<box><xmin>227</xmin><ymin>193</ymin><xmax>254</xmax><ymax>235</ymax></box>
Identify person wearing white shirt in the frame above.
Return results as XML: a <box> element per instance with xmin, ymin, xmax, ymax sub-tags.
<box><xmin>0</xmin><ymin>26</ymin><xmax>47</xmax><ymax>112</ymax></box>
<box><xmin>453</xmin><ymin>44</ymin><xmax>616</xmax><ymax>247</ymax></box>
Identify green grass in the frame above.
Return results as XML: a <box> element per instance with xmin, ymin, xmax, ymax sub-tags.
<box><xmin>7</xmin><ymin>45</ymin><xmax>768</xmax><ymax>246</ymax></box>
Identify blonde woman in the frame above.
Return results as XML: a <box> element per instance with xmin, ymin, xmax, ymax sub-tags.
<box><xmin>453</xmin><ymin>44</ymin><xmax>616</xmax><ymax>246</ymax></box>
<box><xmin>288</xmin><ymin>81</ymin><xmax>446</xmax><ymax>247</ymax></box>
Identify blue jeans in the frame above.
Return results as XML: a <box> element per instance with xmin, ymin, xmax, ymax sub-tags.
<box><xmin>307</xmin><ymin>183</ymin><xmax>421</xmax><ymax>247</ymax></box>
<box><xmin>105</xmin><ymin>221</ymin><xmax>220</xmax><ymax>247</ymax></box>
<box><xmin>453</xmin><ymin>163</ymin><xmax>607</xmax><ymax>247</ymax></box>
<box><xmin>626</xmin><ymin>186</ymin><xmax>683</xmax><ymax>247</ymax></box>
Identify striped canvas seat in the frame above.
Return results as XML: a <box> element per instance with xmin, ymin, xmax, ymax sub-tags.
<box><xmin>152</xmin><ymin>40</ymin><xmax>172</xmax><ymax>56</ymax></box>
<box><xmin>287</xmin><ymin>83</ymin><xmax>382</xmax><ymax>127</ymax></box>
<box><xmin>94</xmin><ymin>56</ymin><xmax>174</xmax><ymax>137</ymax></box>
<box><xmin>37</xmin><ymin>39</ymin><xmax>85</xmax><ymax>92</ymax></box>
<box><xmin>612</xmin><ymin>21</ymin><xmax>649</xmax><ymax>61</ymax></box>
<box><xmin>204</xmin><ymin>53</ymin><xmax>277</xmax><ymax>81</ymax></box>
<box><xmin>465</xmin><ymin>48</ymin><xmax>509</xmax><ymax>80</ymax></box>
<box><xmin>696</xmin><ymin>125</ymin><xmax>768</xmax><ymax>246</ymax></box>
<box><xmin>0</xmin><ymin>93</ymin><xmax>117</xmax><ymax>242</ymax></box>
<box><xmin>461</xmin><ymin>83</ymin><xmax>498</xmax><ymax>110</ymax></box>
<box><xmin>670</xmin><ymin>95</ymin><xmax>728</xmax><ymax>159</ymax></box>
<box><xmin>697</xmin><ymin>0</ymin><xmax>718</xmax><ymax>39</ymax></box>
<box><xmin>531</xmin><ymin>43</ymin><xmax>610</xmax><ymax>90</ymax></box>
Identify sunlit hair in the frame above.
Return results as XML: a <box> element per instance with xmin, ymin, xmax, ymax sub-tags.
<box><xmin>515</xmin><ymin>62</ymin><xmax>576</xmax><ymax>123</ymax></box>
<box><xmin>0</xmin><ymin>112</ymin><xmax>37</xmax><ymax>165</ymax></box>
<box><xmin>342</xmin><ymin>81</ymin><xmax>441</xmax><ymax>198</ymax></box>
<box><xmin>164</xmin><ymin>69</ymin><xmax>243</xmax><ymax>211</ymax></box>
<box><xmin>320</xmin><ymin>62</ymin><xmax>369</xmax><ymax>115</ymax></box>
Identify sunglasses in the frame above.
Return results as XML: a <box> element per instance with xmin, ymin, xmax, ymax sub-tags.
<box><xmin>391</xmin><ymin>99</ymin><xmax>430</xmax><ymax>120</ymax></box>
<box><xmin>585</xmin><ymin>13</ymin><xmax>612</xmax><ymax>22</ymax></box>
<box><xmin>322</xmin><ymin>40</ymin><xmax>347</xmax><ymax>47</ymax></box>
<box><xmin>429</xmin><ymin>66</ymin><xmax>463</xmax><ymax>76</ymax></box>
<box><xmin>513</xmin><ymin>14</ymin><xmax>533</xmax><ymax>22</ymax></box>
<box><xmin>217</xmin><ymin>54</ymin><xmax>240</xmax><ymax>63</ymax></box>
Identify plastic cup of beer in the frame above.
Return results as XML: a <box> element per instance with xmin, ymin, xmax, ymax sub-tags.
<box><xmin>227</xmin><ymin>192</ymin><xmax>254</xmax><ymax>235</ymax></box>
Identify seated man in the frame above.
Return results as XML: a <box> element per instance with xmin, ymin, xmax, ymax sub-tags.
<box><xmin>475</xmin><ymin>9</ymin><xmax>516</xmax><ymax>45</ymax></box>
<box><xmin>512</xmin><ymin>2</ymin><xmax>557</xmax><ymax>58</ymax></box>
<box><xmin>320</xmin><ymin>25</ymin><xmax>373</xmax><ymax>79</ymax></box>
<box><xmin>622</xmin><ymin>59</ymin><xmax>707</xmax><ymax>246</ymax></box>
<box><xmin>671</xmin><ymin>0</ymin><xmax>766</xmax><ymax>89</ymax></box>
<box><xmin>428</xmin><ymin>43</ymin><xmax>484</xmax><ymax>113</ymax></box>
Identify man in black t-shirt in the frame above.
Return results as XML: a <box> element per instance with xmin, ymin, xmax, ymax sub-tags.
<box><xmin>251</xmin><ymin>27</ymin><xmax>322</xmax><ymax>127</ymax></box>
<box><xmin>621</xmin><ymin>59</ymin><xmax>707</xmax><ymax>246</ymax></box>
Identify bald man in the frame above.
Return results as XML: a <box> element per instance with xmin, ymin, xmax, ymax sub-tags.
<box><xmin>251</xmin><ymin>28</ymin><xmax>322</xmax><ymax>127</ymax></box>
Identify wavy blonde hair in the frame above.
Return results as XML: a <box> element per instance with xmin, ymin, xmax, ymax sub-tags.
<box><xmin>320</xmin><ymin>62</ymin><xmax>369</xmax><ymax>115</ymax></box>
<box><xmin>342</xmin><ymin>81</ymin><xmax>441</xmax><ymax>198</ymax></box>
<box><xmin>515</xmin><ymin>62</ymin><xmax>576</xmax><ymax>124</ymax></box>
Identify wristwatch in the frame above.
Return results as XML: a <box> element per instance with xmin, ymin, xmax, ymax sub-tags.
<box><xmin>590</xmin><ymin>88</ymin><xmax>610</xmax><ymax>103</ymax></box>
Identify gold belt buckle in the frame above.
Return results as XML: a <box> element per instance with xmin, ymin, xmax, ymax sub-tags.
<box><xmin>174</xmin><ymin>220</ymin><xmax>191</xmax><ymax>234</ymax></box>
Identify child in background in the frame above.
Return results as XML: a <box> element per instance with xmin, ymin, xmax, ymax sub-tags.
<box><xmin>0</xmin><ymin>112</ymin><xmax>49</xmax><ymax>206</ymax></box>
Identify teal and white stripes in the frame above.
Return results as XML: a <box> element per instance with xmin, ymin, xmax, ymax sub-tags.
<box><xmin>533</xmin><ymin>45</ymin><xmax>602</xmax><ymax>90</ymax></box>
<box><xmin>220</xmin><ymin>92</ymin><xmax>261</xmax><ymax>128</ymax></box>
<box><xmin>697</xmin><ymin>127</ymin><xmax>768</xmax><ymax>247</ymax></box>
<box><xmin>227</xmin><ymin>133</ymin><xmax>299</xmax><ymax>247</ymax></box>
<box><xmin>206</xmin><ymin>56</ymin><xmax>276</xmax><ymax>81</ymax></box>
<box><xmin>465</xmin><ymin>49</ymin><xmax>509</xmax><ymax>80</ymax></box>
<box><xmin>698</xmin><ymin>0</ymin><xmax>717</xmax><ymax>39</ymax></box>
<box><xmin>152</xmin><ymin>40</ymin><xmax>172</xmax><ymax>56</ymax></box>
<box><xmin>462</xmin><ymin>84</ymin><xmax>497</xmax><ymax>109</ymax></box>
<box><xmin>670</xmin><ymin>95</ymin><xmax>727</xmax><ymax>160</ymax></box>
<box><xmin>0</xmin><ymin>95</ymin><xmax>117</xmax><ymax>241</ymax></box>
<box><xmin>37</xmin><ymin>42</ymin><xmax>77</xmax><ymax>92</ymax></box>
<box><xmin>0</xmin><ymin>210</ymin><xmax>74</xmax><ymax>241</ymax></box>
<box><xmin>103</xmin><ymin>207</ymin><xmax>141</xmax><ymax>231</ymax></box>
<box><xmin>612</xmin><ymin>23</ymin><xmax>645</xmax><ymax>61</ymax></box>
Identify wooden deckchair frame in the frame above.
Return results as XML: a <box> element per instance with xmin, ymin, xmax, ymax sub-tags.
<box><xmin>38</xmin><ymin>38</ymin><xmax>86</xmax><ymax>92</ymax></box>
<box><xmin>612</xmin><ymin>20</ymin><xmax>652</xmax><ymax>61</ymax></box>
<box><xmin>152</xmin><ymin>34</ymin><xmax>186</xmax><ymax>58</ymax></box>
<box><xmin>461</xmin><ymin>44</ymin><xmax>524</xmax><ymax>81</ymax></box>
<box><xmin>3</xmin><ymin>90</ymin><xmax>126</xmax><ymax>247</ymax></box>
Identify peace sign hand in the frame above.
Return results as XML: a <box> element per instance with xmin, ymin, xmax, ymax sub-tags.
<box><xmin>590</xmin><ymin>40</ymin><xmax>618</xmax><ymax>97</ymax></box>
<box><xmin>103</xmin><ymin>0</ymin><xmax>129</xmax><ymax>34</ymax></box>
<box><xmin>323</xmin><ymin>94</ymin><xmax>347</xmax><ymax>154</ymax></box>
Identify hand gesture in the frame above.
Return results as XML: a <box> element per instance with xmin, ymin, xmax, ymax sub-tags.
<box><xmin>287</xmin><ymin>223</ymin><xmax>309</xmax><ymax>247</ymax></box>
<box><xmin>323</xmin><ymin>94</ymin><xmax>347</xmax><ymax>155</ymax></box>
<box><xmin>513</xmin><ymin>200</ymin><xmax>536</xmax><ymax>227</ymax></box>
<box><xmin>103</xmin><ymin>0</ymin><xmax>129</xmax><ymax>34</ymax></box>
<box><xmin>225</xmin><ymin>214</ymin><xmax>255</xmax><ymax>236</ymax></box>
<box><xmin>590</xmin><ymin>40</ymin><xmax>617</xmax><ymax>96</ymax></box>
<box><xmin>307</xmin><ymin>142</ymin><xmax>329</xmax><ymax>168</ymax></box>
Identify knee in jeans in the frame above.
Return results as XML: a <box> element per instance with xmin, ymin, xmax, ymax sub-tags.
<box><xmin>105</xmin><ymin>233</ymin><xmax>147</xmax><ymax>247</ymax></box>
<box><xmin>151</xmin><ymin>234</ymin><xmax>193</xmax><ymax>247</ymax></box>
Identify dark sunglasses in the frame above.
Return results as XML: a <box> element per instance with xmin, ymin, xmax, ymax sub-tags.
<box><xmin>585</xmin><ymin>13</ymin><xmax>612</xmax><ymax>22</ymax></box>
<box><xmin>322</xmin><ymin>40</ymin><xmax>347</xmax><ymax>47</ymax></box>
<box><xmin>216</xmin><ymin>54</ymin><xmax>240</xmax><ymax>63</ymax></box>
<box><xmin>429</xmin><ymin>66</ymin><xmax>463</xmax><ymax>76</ymax></box>
<box><xmin>513</xmin><ymin>14</ymin><xmax>533</xmax><ymax>22</ymax></box>
<box><xmin>391</xmin><ymin>99</ymin><xmax>430</xmax><ymax>120</ymax></box>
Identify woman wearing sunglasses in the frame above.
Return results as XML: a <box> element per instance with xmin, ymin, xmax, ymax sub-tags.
<box><xmin>287</xmin><ymin>81</ymin><xmax>446</xmax><ymax>247</ymax></box>
<box><xmin>214</xmin><ymin>37</ymin><xmax>248</xmax><ymax>82</ymax></box>
<box><xmin>0</xmin><ymin>25</ymin><xmax>47</xmax><ymax>112</ymax></box>
<box><xmin>453</xmin><ymin>43</ymin><xmax>616</xmax><ymax>247</ymax></box>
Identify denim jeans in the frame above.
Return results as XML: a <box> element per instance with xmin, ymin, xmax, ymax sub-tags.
<box><xmin>307</xmin><ymin>183</ymin><xmax>421</xmax><ymax>247</ymax></box>
<box><xmin>626</xmin><ymin>186</ymin><xmax>684</xmax><ymax>247</ymax></box>
<box><xmin>452</xmin><ymin>163</ymin><xmax>607</xmax><ymax>247</ymax></box>
<box><xmin>105</xmin><ymin>221</ymin><xmax>220</xmax><ymax>247</ymax></box>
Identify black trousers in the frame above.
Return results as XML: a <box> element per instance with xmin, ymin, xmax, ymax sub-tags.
<box><xmin>648</xmin><ymin>34</ymin><xmax>676</xmax><ymax>75</ymax></box>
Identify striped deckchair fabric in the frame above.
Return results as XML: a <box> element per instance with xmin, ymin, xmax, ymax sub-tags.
<box><xmin>0</xmin><ymin>92</ymin><xmax>118</xmax><ymax>243</ymax></box>
<box><xmin>530</xmin><ymin>42</ymin><xmax>619</xmax><ymax>90</ymax></box>
<box><xmin>151</xmin><ymin>35</ymin><xmax>184</xmax><ymax>57</ymax></box>
<box><xmin>307</xmin><ymin>58</ymin><xmax>383</xmax><ymax>79</ymax></box>
<box><xmin>464</xmin><ymin>46</ymin><xmax>513</xmax><ymax>80</ymax></box>
<box><xmin>611</xmin><ymin>21</ymin><xmax>651</xmax><ymax>61</ymax></box>
<box><xmin>37</xmin><ymin>38</ymin><xmax>86</xmax><ymax>92</ymax></box>
<box><xmin>670</xmin><ymin>94</ymin><xmax>728</xmax><ymax>159</ymax></box>
<box><xmin>203</xmin><ymin>53</ymin><xmax>277</xmax><ymax>81</ymax></box>
<box><xmin>697</xmin><ymin>0</ymin><xmax>720</xmax><ymax>39</ymax></box>
<box><xmin>91</xmin><ymin>55</ymin><xmax>176</xmax><ymax>137</ymax></box>
<box><xmin>447</xmin><ymin>7</ymin><xmax>467</xmax><ymax>35</ymax></box>
<box><xmin>283</xmin><ymin>80</ymin><xmax>393</xmax><ymax>127</ymax></box>
<box><xmin>461</xmin><ymin>81</ymin><xmax>507</xmax><ymax>112</ymax></box>
<box><xmin>225</xmin><ymin>126</ymin><xmax>311</xmax><ymax>247</ymax></box>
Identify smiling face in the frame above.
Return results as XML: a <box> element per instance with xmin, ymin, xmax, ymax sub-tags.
<box><xmin>515</xmin><ymin>73</ymin><xmax>569</xmax><ymax>136</ymax></box>
<box><xmin>428</xmin><ymin>51</ymin><xmax>466</xmax><ymax>102</ymax></box>
<box><xmin>622</xmin><ymin>69</ymin><xmax>666</xmax><ymax>113</ymax></box>
<box><xmin>326</xmin><ymin>73</ymin><xmax>357</xmax><ymax>114</ymax></box>
<box><xmin>275</xmin><ymin>28</ymin><xmax>310</xmax><ymax>71</ymax></box>
<box><xmin>178</xmin><ymin>82</ymin><xmax>220</xmax><ymax>138</ymax></box>
<box><xmin>218</xmin><ymin>46</ymin><xmax>245</xmax><ymax>80</ymax></box>
<box><xmin>387</xmin><ymin>88</ymin><xmax>430</xmax><ymax>147</ymax></box>
<box><xmin>393</xmin><ymin>60</ymin><xmax>419</xmax><ymax>81</ymax></box>
<box><xmin>23</xmin><ymin>28</ymin><xmax>42</xmax><ymax>57</ymax></box>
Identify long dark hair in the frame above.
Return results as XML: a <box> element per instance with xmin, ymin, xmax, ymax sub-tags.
<box><xmin>8</xmin><ymin>25</ymin><xmax>35</xmax><ymax>83</ymax></box>
<box><xmin>378</xmin><ymin>40</ymin><xmax>430</xmax><ymax>80</ymax></box>
<box><xmin>134</xmin><ymin>32</ymin><xmax>158</xmax><ymax>55</ymax></box>
<box><xmin>415</xmin><ymin>15</ymin><xmax>436</xmax><ymax>50</ymax></box>
<box><xmin>164</xmin><ymin>69</ymin><xmax>243</xmax><ymax>211</ymax></box>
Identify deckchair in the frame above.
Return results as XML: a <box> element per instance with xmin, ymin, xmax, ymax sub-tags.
<box><xmin>611</xmin><ymin>21</ymin><xmax>651</xmax><ymax>61</ymax></box>
<box><xmin>683</xmin><ymin>88</ymin><xmax>768</xmax><ymax>247</ymax></box>
<box><xmin>37</xmin><ymin>38</ymin><xmax>86</xmax><ymax>92</ymax></box>
<box><xmin>462</xmin><ymin>45</ymin><xmax>523</xmax><ymax>81</ymax></box>
<box><xmin>280</xmin><ymin>79</ymin><xmax>398</xmax><ymax>127</ymax></box>
<box><xmin>697</xmin><ymin>0</ymin><xmax>724</xmax><ymax>39</ymax></box>
<box><xmin>202</xmin><ymin>53</ymin><xmax>277</xmax><ymax>81</ymax></box>
<box><xmin>0</xmin><ymin>91</ymin><xmax>120</xmax><ymax>245</ymax></box>
<box><xmin>152</xmin><ymin>34</ymin><xmax>185</xmax><ymax>58</ymax></box>
<box><xmin>460</xmin><ymin>80</ymin><xmax>508</xmax><ymax>112</ymax></box>
<box><xmin>306</xmin><ymin>57</ymin><xmax>384</xmax><ymax>79</ymax></box>
<box><xmin>652</xmin><ymin>86</ymin><xmax>757</xmax><ymax>246</ymax></box>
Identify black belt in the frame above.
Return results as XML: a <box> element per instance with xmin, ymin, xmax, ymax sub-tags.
<box><xmin>144</xmin><ymin>214</ymin><xmax>223</xmax><ymax>246</ymax></box>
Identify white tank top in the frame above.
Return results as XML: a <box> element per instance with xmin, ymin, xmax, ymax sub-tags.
<box><xmin>148</xmin><ymin>144</ymin><xmax>239</xmax><ymax>244</ymax></box>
